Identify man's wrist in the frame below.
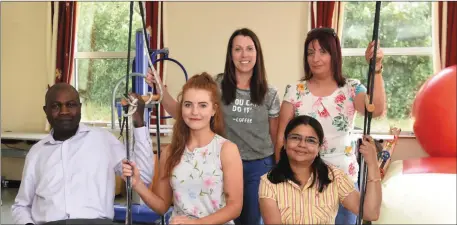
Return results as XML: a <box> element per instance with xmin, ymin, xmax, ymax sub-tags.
<box><xmin>133</xmin><ymin>121</ymin><xmax>145</xmax><ymax>128</ymax></box>
<box><xmin>133</xmin><ymin>115</ymin><xmax>145</xmax><ymax>127</ymax></box>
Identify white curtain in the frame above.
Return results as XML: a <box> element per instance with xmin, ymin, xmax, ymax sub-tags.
<box><xmin>44</xmin><ymin>1</ymin><xmax>60</xmax><ymax>132</ymax></box>
<box><xmin>332</xmin><ymin>1</ymin><xmax>345</xmax><ymax>38</ymax></box>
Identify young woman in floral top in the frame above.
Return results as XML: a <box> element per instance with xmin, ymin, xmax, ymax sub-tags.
<box><xmin>275</xmin><ymin>27</ymin><xmax>386</xmax><ymax>224</ymax></box>
<box><xmin>122</xmin><ymin>73</ymin><xmax>243</xmax><ymax>224</ymax></box>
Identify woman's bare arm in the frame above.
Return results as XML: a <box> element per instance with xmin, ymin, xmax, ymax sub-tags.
<box><xmin>274</xmin><ymin>101</ymin><xmax>295</xmax><ymax>163</ymax></box>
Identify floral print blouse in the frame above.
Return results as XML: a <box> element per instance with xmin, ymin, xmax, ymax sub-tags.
<box><xmin>283</xmin><ymin>79</ymin><xmax>367</xmax><ymax>182</ymax></box>
<box><xmin>169</xmin><ymin>134</ymin><xmax>234</xmax><ymax>224</ymax></box>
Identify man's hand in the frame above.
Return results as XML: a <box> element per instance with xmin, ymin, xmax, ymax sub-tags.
<box><xmin>130</xmin><ymin>93</ymin><xmax>145</xmax><ymax>128</ymax></box>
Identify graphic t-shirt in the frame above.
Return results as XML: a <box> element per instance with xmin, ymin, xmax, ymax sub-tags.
<box><xmin>214</xmin><ymin>74</ymin><xmax>281</xmax><ymax>160</ymax></box>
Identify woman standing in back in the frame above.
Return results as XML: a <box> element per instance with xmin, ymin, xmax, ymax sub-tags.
<box><xmin>275</xmin><ymin>27</ymin><xmax>386</xmax><ymax>224</ymax></box>
<box><xmin>147</xmin><ymin>28</ymin><xmax>280</xmax><ymax>225</ymax></box>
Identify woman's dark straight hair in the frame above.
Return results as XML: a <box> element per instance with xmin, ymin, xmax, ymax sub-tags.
<box><xmin>220</xmin><ymin>28</ymin><xmax>268</xmax><ymax>105</ymax></box>
<box><xmin>303</xmin><ymin>27</ymin><xmax>346</xmax><ymax>87</ymax></box>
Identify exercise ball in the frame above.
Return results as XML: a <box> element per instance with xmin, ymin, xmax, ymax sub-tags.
<box><xmin>411</xmin><ymin>78</ymin><xmax>431</xmax><ymax>118</ymax></box>
<box><xmin>413</xmin><ymin>65</ymin><xmax>456</xmax><ymax>157</ymax></box>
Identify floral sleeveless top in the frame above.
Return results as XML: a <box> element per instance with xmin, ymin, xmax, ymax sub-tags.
<box><xmin>283</xmin><ymin>79</ymin><xmax>367</xmax><ymax>182</ymax></box>
<box><xmin>170</xmin><ymin>134</ymin><xmax>233</xmax><ymax>224</ymax></box>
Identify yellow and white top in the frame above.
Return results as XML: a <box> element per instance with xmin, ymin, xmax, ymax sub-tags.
<box><xmin>259</xmin><ymin>165</ymin><xmax>356</xmax><ymax>224</ymax></box>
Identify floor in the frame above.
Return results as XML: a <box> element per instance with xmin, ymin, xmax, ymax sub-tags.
<box><xmin>1</xmin><ymin>188</ymin><xmax>17</xmax><ymax>224</ymax></box>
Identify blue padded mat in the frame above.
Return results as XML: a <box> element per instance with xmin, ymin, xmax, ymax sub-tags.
<box><xmin>113</xmin><ymin>204</ymin><xmax>173</xmax><ymax>224</ymax></box>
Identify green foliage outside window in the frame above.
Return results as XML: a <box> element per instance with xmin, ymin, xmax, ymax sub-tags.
<box><xmin>76</xmin><ymin>2</ymin><xmax>142</xmax><ymax>122</ymax></box>
<box><xmin>341</xmin><ymin>2</ymin><xmax>433</xmax><ymax>132</ymax></box>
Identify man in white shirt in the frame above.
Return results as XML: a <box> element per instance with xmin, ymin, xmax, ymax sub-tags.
<box><xmin>11</xmin><ymin>83</ymin><xmax>154</xmax><ymax>225</ymax></box>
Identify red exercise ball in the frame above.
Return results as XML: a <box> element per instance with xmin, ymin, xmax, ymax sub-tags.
<box><xmin>411</xmin><ymin>78</ymin><xmax>431</xmax><ymax>119</ymax></box>
<box><xmin>413</xmin><ymin>65</ymin><xmax>456</xmax><ymax>157</ymax></box>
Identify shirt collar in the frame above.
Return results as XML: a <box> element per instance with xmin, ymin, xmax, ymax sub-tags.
<box><xmin>287</xmin><ymin>173</ymin><xmax>316</xmax><ymax>191</ymax></box>
<box><xmin>43</xmin><ymin>123</ymin><xmax>91</xmax><ymax>144</ymax></box>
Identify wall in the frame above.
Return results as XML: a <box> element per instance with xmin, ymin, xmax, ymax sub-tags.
<box><xmin>1</xmin><ymin>2</ymin><xmax>50</xmax><ymax>133</ymax></box>
<box><xmin>1</xmin><ymin>2</ymin><xmax>50</xmax><ymax>180</ymax></box>
<box><xmin>163</xmin><ymin>2</ymin><xmax>309</xmax><ymax>108</ymax></box>
<box><xmin>391</xmin><ymin>137</ymin><xmax>428</xmax><ymax>161</ymax></box>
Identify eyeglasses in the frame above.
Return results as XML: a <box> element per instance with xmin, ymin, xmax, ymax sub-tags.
<box><xmin>307</xmin><ymin>27</ymin><xmax>337</xmax><ymax>37</ymax></box>
<box><xmin>47</xmin><ymin>101</ymin><xmax>81</xmax><ymax>113</ymax></box>
<box><xmin>287</xmin><ymin>134</ymin><xmax>320</xmax><ymax>147</ymax></box>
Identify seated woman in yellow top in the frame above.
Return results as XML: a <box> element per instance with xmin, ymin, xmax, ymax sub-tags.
<box><xmin>259</xmin><ymin>115</ymin><xmax>381</xmax><ymax>224</ymax></box>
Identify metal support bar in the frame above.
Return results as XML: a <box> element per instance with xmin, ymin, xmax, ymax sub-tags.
<box><xmin>1</xmin><ymin>148</ymin><xmax>28</xmax><ymax>158</ymax></box>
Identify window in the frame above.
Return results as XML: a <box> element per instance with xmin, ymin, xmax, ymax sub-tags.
<box><xmin>74</xmin><ymin>2</ymin><xmax>143</xmax><ymax>125</ymax></box>
<box><xmin>341</xmin><ymin>2</ymin><xmax>433</xmax><ymax>134</ymax></box>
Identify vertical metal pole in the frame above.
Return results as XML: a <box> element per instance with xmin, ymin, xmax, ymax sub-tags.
<box><xmin>125</xmin><ymin>2</ymin><xmax>134</xmax><ymax>225</ymax></box>
<box><xmin>357</xmin><ymin>2</ymin><xmax>381</xmax><ymax>225</ymax></box>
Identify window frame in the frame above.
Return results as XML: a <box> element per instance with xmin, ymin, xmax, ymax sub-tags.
<box><xmin>341</xmin><ymin>48</ymin><xmax>434</xmax><ymax>137</ymax></box>
<box><xmin>72</xmin><ymin>55</ymin><xmax>172</xmax><ymax>135</ymax></box>
<box><xmin>72</xmin><ymin>51</ymin><xmax>134</xmax><ymax>95</ymax></box>
<box><xmin>342</xmin><ymin>47</ymin><xmax>433</xmax><ymax>57</ymax></box>
<box><xmin>72</xmin><ymin>3</ymin><xmax>168</xmax><ymax>135</ymax></box>
<box><xmin>340</xmin><ymin>3</ymin><xmax>434</xmax><ymax>137</ymax></box>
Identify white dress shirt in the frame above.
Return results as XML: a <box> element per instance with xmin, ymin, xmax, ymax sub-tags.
<box><xmin>11</xmin><ymin>124</ymin><xmax>154</xmax><ymax>225</ymax></box>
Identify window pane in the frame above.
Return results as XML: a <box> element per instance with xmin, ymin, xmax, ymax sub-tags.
<box><xmin>77</xmin><ymin>2</ymin><xmax>144</xmax><ymax>52</ymax></box>
<box><xmin>342</xmin><ymin>55</ymin><xmax>433</xmax><ymax>132</ymax></box>
<box><xmin>342</xmin><ymin>2</ymin><xmax>432</xmax><ymax>48</ymax></box>
<box><xmin>76</xmin><ymin>58</ymin><xmax>135</xmax><ymax>122</ymax></box>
